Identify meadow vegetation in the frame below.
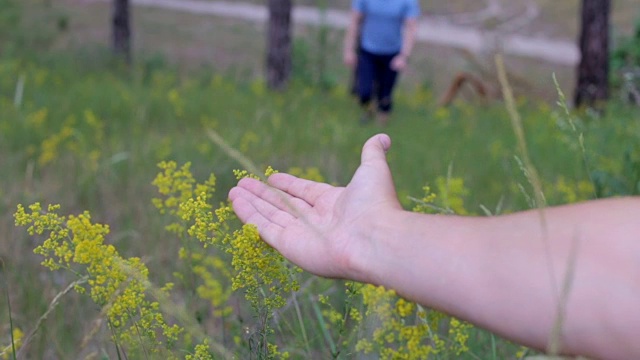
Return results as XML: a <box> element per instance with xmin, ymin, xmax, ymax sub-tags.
<box><xmin>2</xmin><ymin>0</ymin><xmax>640</xmax><ymax>359</ymax></box>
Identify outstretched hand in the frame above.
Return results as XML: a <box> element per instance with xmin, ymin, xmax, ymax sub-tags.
<box><xmin>230</xmin><ymin>132</ymin><xmax>640</xmax><ymax>360</ymax></box>
<box><xmin>228</xmin><ymin>134</ymin><xmax>402</xmax><ymax>281</ymax></box>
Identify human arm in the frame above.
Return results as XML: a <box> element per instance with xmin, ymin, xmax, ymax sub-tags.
<box><xmin>391</xmin><ymin>17</ymin><xmax>418</xmax><ymax>71</ymax></box>
<box><xmin>343</xmin><ymin>11</ymin><xmax>363</xmax><ymax>67</ymax></box>
<box><xmin>365</xmin><ymin>196</ymin><xmax>640</xmax><ymax>360</ymax></box>
<box><xmin>228</xmin><ymin>134</ymin><xmax>640</xmax><ymax>359</ymax></box>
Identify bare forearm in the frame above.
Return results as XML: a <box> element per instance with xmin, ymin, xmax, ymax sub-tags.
<box><xmin>400</xmin><ymin>19</ymin><xmax>417</xmax><ymax>57</ymax></box>
<box><xmin>343</xmin><ymin>12</ymin><xmax>361</xmax><ymax>55</ymax></box>
<box><xmin>359</xmin><ymin>198</ymin><xmax>640</xmax><ymax>359</ymax></box>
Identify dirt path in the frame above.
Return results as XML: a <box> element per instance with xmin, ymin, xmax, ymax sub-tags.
<box><xmin>130</xmin><ymin>0</ymin><xmax>579</xmax><ymax>65</ymax></box>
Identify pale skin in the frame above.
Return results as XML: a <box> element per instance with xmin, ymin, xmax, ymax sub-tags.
<box><xmin>229</xmin><ymin>134</ymin><xmax>640</xmax><ymax>360</ymax></box>
<box><xmin>343</xmin><ymin>12</ymin><xmax>418</xmax><ymax>72</ymax></box>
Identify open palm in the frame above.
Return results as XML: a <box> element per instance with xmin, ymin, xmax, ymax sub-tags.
<box><xmin>228</xmin><ymin>134</ymin><xmax>402</xmax><ymax>280</ymax></box>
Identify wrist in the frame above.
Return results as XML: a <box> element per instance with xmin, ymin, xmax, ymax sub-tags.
<box><xmin>354</xmin><ymin>210</ymin><xmax>480</xmax><ymax>315</ymax></box>
<box><xmin>350</xmin><ymin>208</ymin><xmax>413</xmax><ymax>285</ymax></box>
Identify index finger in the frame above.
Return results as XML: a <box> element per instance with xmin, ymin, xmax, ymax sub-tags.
<box><xmin>268</xmin><ymin>173</ymin><xmax>335</xmax><ymax>206</ymax></box>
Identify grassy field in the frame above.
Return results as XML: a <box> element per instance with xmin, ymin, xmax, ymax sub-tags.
<box><xmin>21</xmin><ymin>0</ymin><xmax>590</xmax><ymax>104</ymax></box>
<box><xmin>28</xmin><ymin>0</ymin><xmax>637</xmax><ymax>105</ymax></box>
<box><xmin>2</xmin><ymin>1</ymin><xmax>640</xmax><ymax>359</ymax></box>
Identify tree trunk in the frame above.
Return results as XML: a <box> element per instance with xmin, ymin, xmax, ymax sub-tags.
<box><xmin>266</xmin><ymin>0</ymin><xmax>292</xmax><ymax>90</ymax></box>
<box><xmin>574</xmin><ymin>0</ymin><xmax>610</xmax><ymax>108</ymax></box>
<box><xmin>112</xmin><ymin>0</ymin><xmax>131</xmax><ymax>63</ymax></box>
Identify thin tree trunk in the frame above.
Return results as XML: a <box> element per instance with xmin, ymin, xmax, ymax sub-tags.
<box><xmin>574</xmin><ymin>0</ymin><xmax>610</xmax><ymax>108</ymax></box>
<box><xmin>266</xmin><ymin>0</ymin><xmax>292</xmax><ymax>90</ymax></box>
<box><xmin>112</xmin><ymin>0</ymin><xmax>131</xmax><ymax>63</ymax></box>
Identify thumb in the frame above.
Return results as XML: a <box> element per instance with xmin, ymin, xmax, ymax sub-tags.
<box><xmin>361</xmin><ymin>133</ymin><xmax>391</xmax><ymax>165</ymax></box>
<box><xmin>352</xmin><ymin>134</ymin><xmax>400</xmax><ymax>208</ymax></box>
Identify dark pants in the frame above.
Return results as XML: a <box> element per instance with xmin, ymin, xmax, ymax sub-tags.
<box><xmin>357</xmin><ymin>49</ymin><xmax>399</xmax><ymax>113</ymax></box>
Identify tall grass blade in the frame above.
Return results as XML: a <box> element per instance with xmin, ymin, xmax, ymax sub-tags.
<box><xmin>514</xmin><ymin>155</ymin><xmax>547</xmax><ymax>207</ymax></box>
<box><xmin>496</xmin><ymin>58</ymin><xmax>548</xmax><ymax>211</ymax></box>
<box><xmin>129</xmin><ymin>308</ymin><xmax>151</xmax><ymax>360</ymax></box>
<box><xmin>205</xmin><ymin>128</ymin><xmax>265</xmax><ymax>181</ymax></box>
<box><xmin>117</xmin><ymin>260</ymin><xmax>234</xmax><ymax>359</ymax></box>
<box><xmin>552</xmin><ymin>73</ymin><xmax>596</xmax><ymax>198</ymax></box>
<box><xmin>310</xmin><ymin>297</ymin><xmax>337</xmax><ymax>356</ymax></box>
<box><xmin>407</xmin><ymin>196</ymin><xmax>455</xmax><ymax>214</ymax></box>
<box><xmin>490</xmin><ymin>333</ymin><xmax>497</xmax><ymax>360</ymax></box>
<box><xmin>13</xmin><ymin>74</ymin><xmax>24</xmax><ymax>108</ymax></box>
<box><xmin>1</xmin><ymin>259</ymin><xmax>17</xmax><ymax>360</ymax></box>
<box><xmin>206</xmin><ymin>127</ymin><xmax>328</xmax><ymax>244</ymax></box>
<box><xmin>17</xmin><ymin>277</ymin><xmax>89</xmax><ymax>358</ymax></box>
<box><xmin>291</xmin><ymin>291</ymin><xmax>311</xmax><ymax>358</ymax></box>
<box><xmin>547</xmin><ymin>234</ymin><xmax>580</xmax><ymax>355</ymax></box>
<box><xmin>109</xmin><ymin>320</ymin><xmax>125</xmax><ymax>360</ymax></box>
<box><xmin>495</xmin><ymin>54</ymin><xmax>563</xmax><ymax>354</ymax></box>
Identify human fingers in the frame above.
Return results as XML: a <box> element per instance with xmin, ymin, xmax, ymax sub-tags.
<box><xmin>228</xmin><ymin>185</ymin><xmax>264</xmax><ymax>223</ymax></box>
<box><xmin>361</xmin><ymin>133</ymin><xmax>391</xmax><ymax>165</ymax></box>
<box><xmin>229</xmin><ymin>186</ymin><xmax>298</xmax><ymax>228</ymax></box>
<box><xmin>229</xmin><ymin>194</ymin><xmax>285</xmax><ymax>247</ymax></box>
<box><xmin>390</xmin><ymin>57</ymin><xmax>406</xmax><ymax>71</ymax></box>
<box><xmin>268</xmin><ymin>173</ymin><xmax>336</xmax><ymax>206</ymax></box>
<box><xmin>393</xmin><ymin>63</ymin><xmax>405</xmax><ymax>71</ymax></box>
<box><xmin>234</xmin><ymin>177</ymin><xmax>313</xmax><ymax>214</ymax></box>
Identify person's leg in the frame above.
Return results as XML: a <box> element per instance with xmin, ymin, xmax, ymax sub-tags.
<box><xmin>350</xmin><ymin>47</ymin><xmax>361</xmax><ymax>97</ymax></box>
<box><xmin>376</xmin><ymin>53</ymin><xmax>399</xmax><ymax>126</ymax></box>
<box><xmin>357</xmin><ymin>49</ymin><xmax>376</xmax><ymax>123</ymax></box>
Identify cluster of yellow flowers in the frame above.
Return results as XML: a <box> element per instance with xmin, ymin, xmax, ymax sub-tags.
<box><xmin>547</xmin><ymin>176</ymin><xmax>595</xmax><ymax>204</ymax></box>
<box><xmin>411</xmin><ymin>185</ymin><xmax>438</xmax><ymax>214</ymax></box>
<box><xmin>14</xmin><ymin>156</ymin><xmax>479</xmax><ymax>359</ymax></box>
<box><xmin>321</xmin><ymin>180</ymin><xmax>471</xmax><ymax>359</ymax></box>
<box><xmin>185</xmin><ymin>339</ymin><xmax>214</xmax><ymax>360</ymax></box>
<box><xmin>354</xmin><ymin>285</ymin><xmax>434</xmax><ymax>359</ymax></box>
<box><xmin>448</xmin><ymin>317</ymin><xmax>471</xmax><ymax>355</ymax></box>
<box><xmin>168</xmin><ymin>88</ymin><xmax>186</xmax><ymax>118</ymax></box>
<box><xmin>227</xmin><ymin>223</ymin><xmax>301</xmax><ymax>310</ymax></box>
<box><xmin>412</xmin><ymin>176</ymin><xmax>470</xmax><ymax>215</ymax></box>
<box><xmin>35</xmin><ymin>110</ymin><xmax>104</xmax><ymax>170</ymax></box>
<box><xmin>348</xmin><ymin>281</ymin><xmax>471</xmax><ymax>359</ymax></box>
<box><xmin>181</xmin><ymin>249</ymin><xmax>234</xmax><ymax>318</ymax></box>
<box><xmin>152</xmin><ymin>161</ymin><xmax>299</xmax><ymax>358</ymax></box>
<box><xmin>152</xmin><ymin>161</ymin><xmax>216</xmax><ymax>217</ymax></box>
<box><xmin>0</xmin><ymin>328</ymin><xmax>23</xmax><ymax>360</ymax></box>
<box><xmin>153</xmin><ymin>162</ymin><xmax>301</xmax><ymax>311</ymax></box>
<box><xmin>13</xmin><ymin>203</ymin><xmax>184</xmax><ymax>358</ymax></box>
<box><xmin>434</xmin><ymin>177</ymin><xmax>470</xmax><ymax>215</ymax></box>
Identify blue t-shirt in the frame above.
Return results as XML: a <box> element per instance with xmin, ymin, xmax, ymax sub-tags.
<box><xmin>353</xmin><ymin>0</ymin><xmax>420</xmax><ymax>55</ymax></box>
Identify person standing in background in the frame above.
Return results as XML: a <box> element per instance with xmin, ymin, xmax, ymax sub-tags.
<box><xmin>343</xmin><ymin>0</ymin><xmax>420</xmax><ymax>126</ymax></box>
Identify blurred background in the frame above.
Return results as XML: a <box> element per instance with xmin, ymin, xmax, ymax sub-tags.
<box><xmin>1</xmin><ymin>0</ymin><xmax>640</xmax><ymax>359</ymax></box>
<box><xmin>4</xmin><ymin>0</ymin><xmax>639</xmax><ymax>98</ymax></box>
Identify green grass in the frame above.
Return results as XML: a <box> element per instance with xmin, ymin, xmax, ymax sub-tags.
<box><xmin>19</xmin><ymin>0</ymin><xmax>585</xmax><ymax>101</ymax></box>
<box><xmin>1</xmin><ymin>47</ymin><xmax>639</xmax><ymax>358</ymax></box>
<box><xmin>36</xmin><ymin>0</ymin><xmax>637</xmax><ymax>108</ymax></box>
<box><xmin>2</xmin><ymin>1</ymin><xmax>640</xmax><ymax>358</ymax></box>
